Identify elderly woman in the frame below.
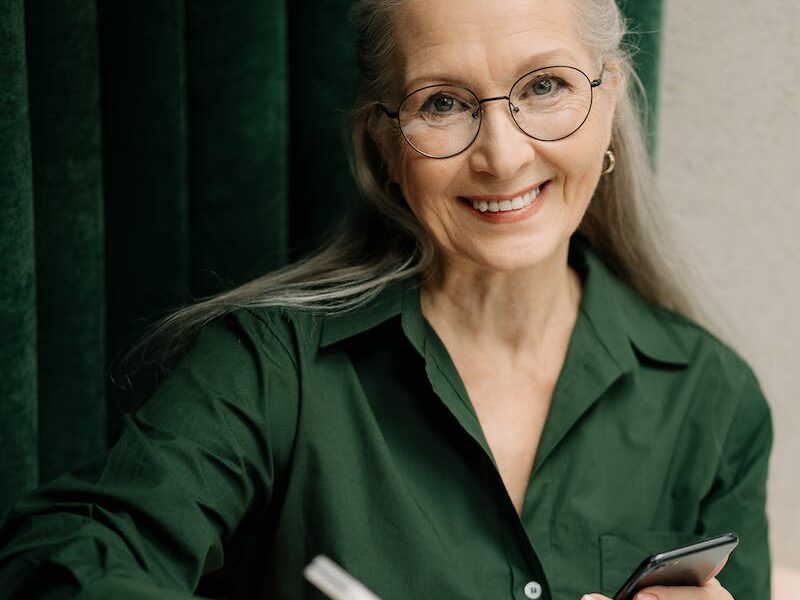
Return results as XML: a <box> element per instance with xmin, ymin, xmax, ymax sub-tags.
<box><xmin>0</xmin><ymin>0</ymin><xmax>771</xmax><ymax>599</ymax></box>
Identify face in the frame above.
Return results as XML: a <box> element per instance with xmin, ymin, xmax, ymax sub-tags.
<box><xmin>380</xmin><ymin>0</ymin><xmax>619</xmax><ymax>274</ymax></box>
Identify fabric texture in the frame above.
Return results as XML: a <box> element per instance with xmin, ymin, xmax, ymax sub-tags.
<box><xmin>0</xmin><ymin>235</ymin><xmax>772</xmax><ymax>599</ymax></box>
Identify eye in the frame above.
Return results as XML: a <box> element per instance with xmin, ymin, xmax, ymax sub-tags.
<box><xmin>423</xmin><ymin>94</ymin><xmax>456</xmax><ymax>113</ymax></box>
<box><xmin>531</xmin><ymin>77</ymin><xmax>558</xmax><ymax>96</ymax></box>
<box><xmin>402</xmin><ymin>86</ymin><xmax>476</xmax><ymax>119</ymax></box>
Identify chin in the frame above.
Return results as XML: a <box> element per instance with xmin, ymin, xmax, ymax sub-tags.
<box><xmin>458</xmin><ymin>244</ymin><xmax>560</xmax><ymax>274</ymax></box>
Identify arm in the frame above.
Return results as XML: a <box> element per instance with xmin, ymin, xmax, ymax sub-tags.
<box><xmin>694</xmin><ymin>366</ymin><xmax>773</xmax><ymax>598</ymax></box>
<box><xmin>0</xmin><ymin>310</ymin><xmax>297</xmax><ymax>599</ymax></box>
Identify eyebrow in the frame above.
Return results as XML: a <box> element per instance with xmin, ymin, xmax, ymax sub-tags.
<box><xmin>403</xmin><ymin>48</ymin><xmax>581</xmax><ymax>95</ymax></box>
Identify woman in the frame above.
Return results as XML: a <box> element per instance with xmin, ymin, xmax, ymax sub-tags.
<box><xmin>0</xmin><ymin>0</ymin><xmax>771</xmax><ymax>599</ymax></box>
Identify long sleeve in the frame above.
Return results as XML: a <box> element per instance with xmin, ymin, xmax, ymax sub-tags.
<box><xmin>697</xmin><ymin>366</ymin><xmax>773</xmax><ymax>599</ymax></box>
<box><xmin>0</xmin><ymin>309</ymin><xmax>298</xmax><ymax>599</ymax></box>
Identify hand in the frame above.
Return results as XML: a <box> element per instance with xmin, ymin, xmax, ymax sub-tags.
<box><xmin>580</xmin><ymin>577</ymin><xmax>733</xmax><ymax>600</ymax></box>
<box><xmin>581</xmin><ymin>557</ymin><xmax>733</xmax><ymax>600</ymax></box>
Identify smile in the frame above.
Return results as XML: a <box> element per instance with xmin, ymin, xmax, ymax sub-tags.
<box><xmin>460</xmin><ymin>180</ymin><xmax>550</xmax><ymax>214</ymax></box>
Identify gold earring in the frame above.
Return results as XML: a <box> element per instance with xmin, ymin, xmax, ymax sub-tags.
<box><xmin>601</xmin><ymin>149</ymin><xmax>616</xmax><ymax>175</ymax></box>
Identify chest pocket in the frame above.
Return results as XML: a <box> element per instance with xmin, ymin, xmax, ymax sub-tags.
<box><xmin>599</xmin><ymin>530</ymin><xmax>699</xmax><ymax>597</ymax></box>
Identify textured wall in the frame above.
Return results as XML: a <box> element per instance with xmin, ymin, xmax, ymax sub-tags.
<box><xmin>657</xmin><ymin>0</ymin><xmax>800</xmax><ymax>569</ymax></box>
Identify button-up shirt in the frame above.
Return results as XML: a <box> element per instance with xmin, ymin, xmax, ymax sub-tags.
<box><xmin>0</xmin><ymin>235</ymin><xmax>772</xmax><ymax>599</ymax></box>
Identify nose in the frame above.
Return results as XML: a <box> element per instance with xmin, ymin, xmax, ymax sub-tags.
<box><xmin>467</xmin><ymin>99</ymin><xmax>537</xmax><ymax>178</ymax></box>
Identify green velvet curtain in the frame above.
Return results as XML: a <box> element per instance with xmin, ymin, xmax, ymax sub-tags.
<box><xmin>0</xmin><ymin>1</ymin><xmax>663</xmax><ymax>520</ymax></box>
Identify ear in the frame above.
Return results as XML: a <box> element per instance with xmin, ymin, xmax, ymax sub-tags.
<box><xmin>595</xmin><ymin>60</ymin><xmax>622</xmax><ymax>133</ymax></box>
<box><xmin>599</xmin><ymin>58</ymin><xmax>624</xmax><ymax>92</ymax></box>
<box><xmin>366</xmin><ymin>108</ymin><xmax>399</xmax><ymax>183</ymax></box>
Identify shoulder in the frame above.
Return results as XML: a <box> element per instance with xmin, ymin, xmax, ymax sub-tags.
<box><xmin>648</xmin><ymin>299</ymin><xmax>759</xmax><ymax>392</ymax></box>
<box><xmin>184</xmin><ymin>287</ymin><xmax>401</xmax><ymax>376</ymax></box>
<box><xmin>158</xmin><ymin>305</ymin><xmax>317</xmax><ymax>390</ymax></box>
<box><xmin>581</xmin><ymin>230</ymin><xmax>773</xmax><ymax>431</ymax></box>
<box><xmin>221</xmin><ymin>303</ymin><xmax>326</xmax><ymax>366</ymax></box>
<box><xmin>577</xmin><ymin>239</ymin><xmax>760</xmax><ymax>396</ymax></box>
<box><xmin>629</xmin><ymin>293</ymin><xmax>772</xmax><ymax>440</ymax></box>
<box><xmin>647</xmin><ymin>297</ymin><xmax>746</xmax><ymax>368</ymax></box>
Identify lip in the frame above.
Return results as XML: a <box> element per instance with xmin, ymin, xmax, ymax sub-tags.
<box><xmin>459</xmin><ymin>180</ymin><xmax>551</xmax><ymax>223</ymax></box>
<box><xmin>461</xmin><ymin>179</ymin><xmax>550</xmax><ymax>203</ymax></box>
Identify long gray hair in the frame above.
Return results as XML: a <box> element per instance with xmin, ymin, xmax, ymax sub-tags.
<box><xmin>123</xmin><ymin>0</ymin><xmax>705</xmax><ymax>381</ymax></box>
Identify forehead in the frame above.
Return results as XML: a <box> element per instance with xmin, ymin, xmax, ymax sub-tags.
<box><xmin>393</xmin><ymin>0</ymin><xmax>590</xmax><ymax>91</ymax></box>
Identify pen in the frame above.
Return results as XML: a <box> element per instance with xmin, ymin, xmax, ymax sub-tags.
<box><xmin>304</xmin><ymin>555</ymin><xmax>383</xmax><ymax>600</ymax></box>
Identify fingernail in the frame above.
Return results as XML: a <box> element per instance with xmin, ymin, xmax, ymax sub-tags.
<box><xmin>636</xmin><ymin>594</ymin><xmax>658</xmax><ymax>600</ymax></box>
<box><xmin>581</xmin><ymin>595</ymin><xmax>603</xmax><ymax>600</ymax></box>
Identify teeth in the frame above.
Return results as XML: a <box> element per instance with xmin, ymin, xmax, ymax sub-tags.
<box><xmin>470</xmin><ymin>185</ymin><xmax>542</xmax><ymax>213</ymax></box>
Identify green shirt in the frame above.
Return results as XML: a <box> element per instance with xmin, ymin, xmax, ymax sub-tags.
<box><xmin>0</xmin><ymin>235</ymin><xmax>772</xmax><ymax>600</ymax></box>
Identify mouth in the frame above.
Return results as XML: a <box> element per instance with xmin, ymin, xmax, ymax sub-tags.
<box><xmin>459</xmin><ymin>180</ymin><xmax>552</xmax><ymax>213</ymax></box>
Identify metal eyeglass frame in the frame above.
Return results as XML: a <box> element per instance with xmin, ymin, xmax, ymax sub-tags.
<box><xmin>379</xmin><ymin>64</ymin><xmax>604</xmax><ymax>159</ymax></box>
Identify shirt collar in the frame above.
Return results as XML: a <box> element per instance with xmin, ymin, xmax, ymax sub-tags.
<box><xmin>569</xmin><ymin>234</ymin><xmax>690</xmax><ymax>369</ymax></box>
<box><xmin>320</xmin><ymin>235</ymin><xmax>691</xmax><ymax>368</ymax></box>
<box><xmin>319</xmin><ymin>278</ymin><xmax>407</xmax><ymax>347</ymax></box>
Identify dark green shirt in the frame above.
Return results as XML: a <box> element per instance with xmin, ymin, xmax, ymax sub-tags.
<box><xmin>0</xmin><ymin>235</ymin><xmax>772</xmax><ymax>600</ymax></box>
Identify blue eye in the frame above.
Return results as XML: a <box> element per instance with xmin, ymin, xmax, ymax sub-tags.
<box><xmin>426</xmin><ymin>95</ymin><xmax>455</xmax><ymax>113</ymax></box>
<box><xmin>532</xmin><ymin>77</ymin><xmax>555</xmax><ymax>95</ymax></box>
<box><xmin>406</xmin><ymin>87</ymin><xmax>476</xmax><ymax>119</ymax></box>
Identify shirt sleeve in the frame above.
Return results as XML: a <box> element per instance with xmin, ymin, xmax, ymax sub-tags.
<box><xmin>696</xmin><ymin>366</ymin><xmax>773</xmax><ymax>599</ymax></box>
<box><xmin>0</xmin><ymin>309</ymin><xmax>299</xmax><ymax>599</ymax></box>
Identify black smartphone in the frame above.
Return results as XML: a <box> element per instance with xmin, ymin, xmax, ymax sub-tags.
<box><xmin>613</xmin><ymin>532</ymin><xmax>739</xmax><ymax>600</ymax></box>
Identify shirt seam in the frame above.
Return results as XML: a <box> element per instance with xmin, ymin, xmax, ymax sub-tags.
<box><xmin>239</xmin><ymin>307</ymin><xmax>300</xmax><ymax>371</ymax></box>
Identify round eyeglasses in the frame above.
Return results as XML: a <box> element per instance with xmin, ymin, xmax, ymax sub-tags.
<box><xmin>380</xmin><ymin>65</ymin><xmax>604</xmax><ymax>159</ymax></box>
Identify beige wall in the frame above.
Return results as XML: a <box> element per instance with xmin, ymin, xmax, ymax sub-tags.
<box><xmin>656</xmin><ymin>0</ymin><xmax>800</xmax><ymax>569</ymax></box>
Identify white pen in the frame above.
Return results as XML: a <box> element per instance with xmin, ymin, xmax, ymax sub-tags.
<box><xmin>303</xmin><ymin>555</ymin><xmax>383</xmax><ymax>600</ymax></box>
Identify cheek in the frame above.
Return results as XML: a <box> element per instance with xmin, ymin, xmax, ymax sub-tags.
<box><xmin>395</xmin><ymin>154</ymin><xmax>427</xmax><ymax>219</ymax></box>
<box><xmin>558</xmin><ymin>121</ymin><xmax>609</xmax><ymax>207</ymax></box>
<box><xmin>394</xmin><ymin>153</ymin><xmax>475</xmax><ymax>256</ymax></box>
<box><xmin>396</xmin><ymin>151</ymin><xmax>459</xmax><ymax>223</ymax></box>
<box><xmin>550</xmin><ymin>144</ymin><xmax>597</xmax><ymax>200</ymax></box>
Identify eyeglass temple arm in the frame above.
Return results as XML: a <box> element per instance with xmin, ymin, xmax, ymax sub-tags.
<box><xmin>590</xmin><ymin>64</ymin><xmax>605</xmax><ymax>88</ymax></box>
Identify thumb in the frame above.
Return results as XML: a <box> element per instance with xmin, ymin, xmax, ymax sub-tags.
<box><xmin>707</xmin><ymin>555</ymin><xmax>729</xmax><ymax>581</ymax></box>
<box><xmin>581</xmin><ymin>595</ymin><xmax>612</xmax><ymax>600</ymax></box>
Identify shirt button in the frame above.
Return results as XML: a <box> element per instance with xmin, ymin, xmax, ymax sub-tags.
<box><xmin>523</xmin><ymin>580</ymin><xmax>542</xmax><ymax>599</ymax></box>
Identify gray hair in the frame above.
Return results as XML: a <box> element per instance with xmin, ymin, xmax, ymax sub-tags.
<box><xmin>124</xmin><ymin>0</ymin><xmax>706</xmax><ymax>382</ymax></box>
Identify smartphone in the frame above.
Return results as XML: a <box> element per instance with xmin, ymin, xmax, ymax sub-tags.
<box><xmin>613</xmin><ymin>532</ymin><xmax>738</xmax><ymax>600</ymax></box>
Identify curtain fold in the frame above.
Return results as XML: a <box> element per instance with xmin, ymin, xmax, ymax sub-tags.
<box><xmin>185</xmin><ymin>2</ymin><xmax>289</xmax><ymax>296</ymax></box>
<box><xmin>0</xmin><ymin>0</ymin><xmax>38</xmax><ymax>499</ymax></box>
<box><xmin>287</xmin><ymin>3</ymin><xmax>359</xmax><ymax>257</ymax></box>
<box><xmin>25</xmin><ymin>0</ymin><xmax>107</xmax><ymax>483</ymax></box>
<box><xmin>0</xmin><ymin>0</ymin><xmax>664</xmax><ymax>520</ymax></box>
<box><xmin>99</xmin><ymin>0</ymin><xmax>190</xmax><ymax>422</ymax></box>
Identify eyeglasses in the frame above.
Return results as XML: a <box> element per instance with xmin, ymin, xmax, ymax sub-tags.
<box><xmin>380</xmin><ymin>65</ymin><xmax>604</xmax><ymax>159</ymax></box>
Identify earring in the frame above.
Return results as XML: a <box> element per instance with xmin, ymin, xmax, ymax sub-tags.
<box><xmin>601</xmin><ymin>149</ymin><xmax>616</xmax><ymax>175</ymax></box>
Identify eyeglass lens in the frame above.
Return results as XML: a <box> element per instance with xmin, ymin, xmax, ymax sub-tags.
<box><xmin>398</xmin><ymin>66</ymin><xmax>594</xmax><ymax>158</ymax></box>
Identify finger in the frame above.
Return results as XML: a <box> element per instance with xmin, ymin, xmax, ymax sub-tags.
<box><xmin>637</xmin><ymin>578</ymin><xmax>732</xmax><ymax>600</ymax></box>
<box><xmin>707</xmin><ymin>555</ymin><xmax>729</xmax><ymax>581</ymax></box>
<box><xmin>581</xmin><ymin>577</ymin><xmax>728</xmax><ymax>600</ymax></box>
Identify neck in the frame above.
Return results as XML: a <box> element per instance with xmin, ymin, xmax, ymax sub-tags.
<box><xmin>420</xmin><ymin>239</ymin><xmax>582</xmax><ymax>358</ymax></box>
